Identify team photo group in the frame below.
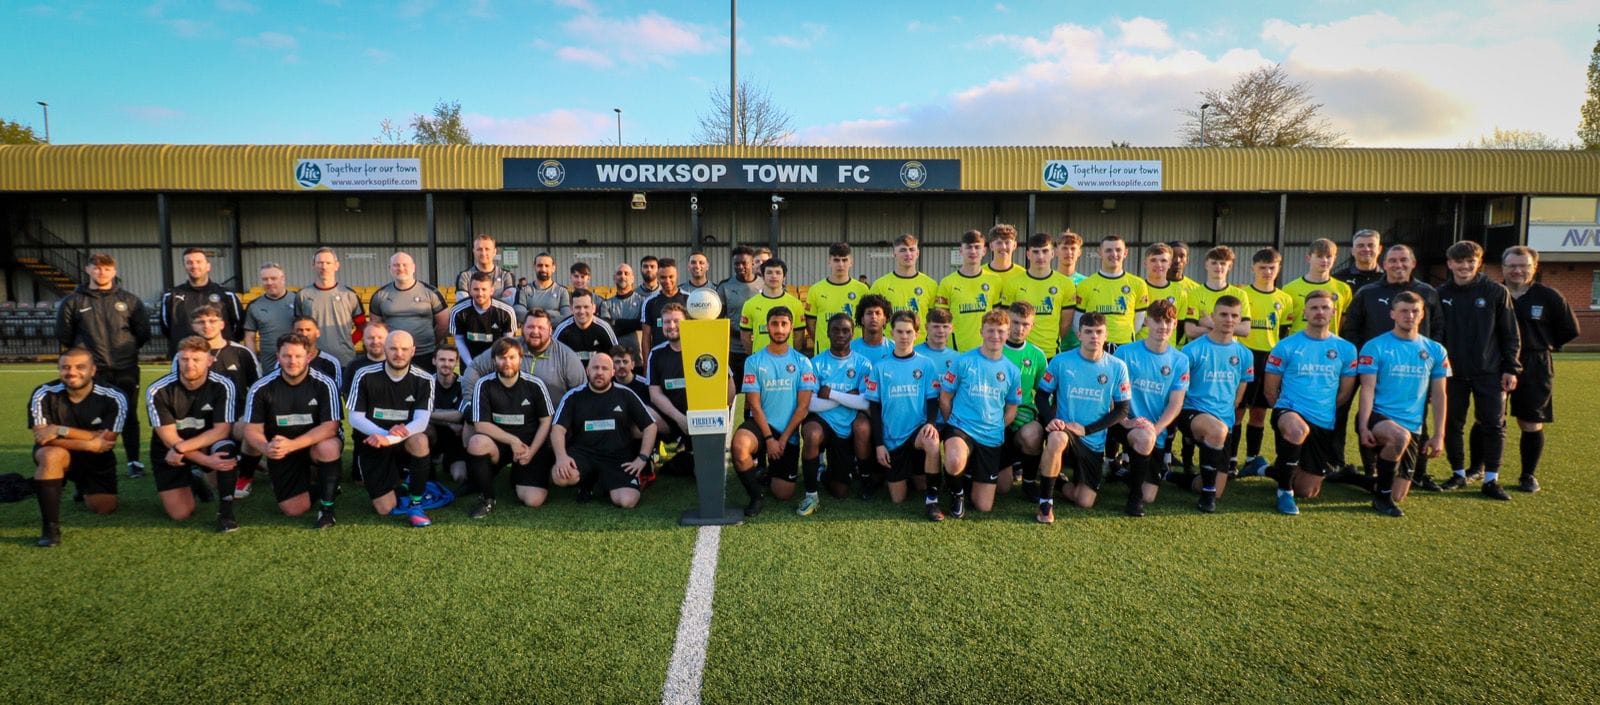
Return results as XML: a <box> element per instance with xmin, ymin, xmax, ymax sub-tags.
<box><xmin>30</xmin><ymin>225</ymin><xmax>1579</xmax><ymax>546</ymax></box>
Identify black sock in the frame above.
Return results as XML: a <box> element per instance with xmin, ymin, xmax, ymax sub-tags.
<box><xmin>1376</xmin><ymin>457</ymin><xmax>1397</xmax><ymax>499</ymax></box>
<box><xmin>1274</xmin><ymin>440</ymin><xmax>1302</xmax><ymax>491</ymax></box>
<box><xmin>924</xmin><ymin>471</ymin><xmax>942</xmax><ymax>502</ymax></box>
<box><xmin>1246</xmin><ymin>424</ymin><xmax>1264</xmax><ymax>457</ymax></box>
<box><xmin>1521</xmin><ymin>429</ymin><xmax>1544</xmax><ymax>478</ymax></box>
<box><xmin>1200</xmin><ymin>443</ymin><xmax>1226</xmax><ymax>492</ymax></box>
<box><xmin>1170</xmin><ymin>470</ymin><xmax>1197</xmax><ymax>489</ymax></box>
<box><xmin>1038</xmin><ymin>475</ymin><xmax>1057</xmax><ymax>507</ymax></box>
<box><xmin>407</xmin><ymin>454</ymin><xmax>430</xmax><ymax>504</ymax></box>
<box><xmin>236</xmin><ymin>452</ymin><xmax>261</xmax><ymax>482</ymax></box>
<box><xmin>950</xmin><ymin>474</ymin><xmax>966</xmax><ymax>498</ymax></box>
<box><xmin>35</xmin><ymin>478</ymin><xmax>63</xmax><ymax>526</ymax></box>
<box><xmin>802</xmin><ymin>457</ymin><xmax>821</xmax><ymax>494</ymax></box>
<box><xmin>1360</xmin><ymin>444</ymin><xmax>1378</xmax><ymax>474</ymax></box>
<box><xmin>1226</xmin><ymin>425</ymin><xmax>1241</xmax><ymax>466</ymax></box>
<box><xmin>1022</xmin><ymin>454</ymin><xmax>1041</xmax><ymax>484</ymax></box>
<box><xmin>737</xmin><ymin>468</ymin><xmax>763</xmax><ymax>501</ymax></box>
<box><xmin>468</xmin><ymin>454</ymin><xmax>495</xmax><ymax>500</ymax></box>
<box><xmin>1127</xmin><ymin>450</ymin><xmax>1150</xmax><ymax>490</ymax></box>
<box><xmin>317</xmin><ymin>460</ymin><xmax>340</xmax><ymax>509</ymax></box>
<box><xmin>1182</xmin><ymin>438</ymin><xmax>1197</xmax><ymax>469</ymax></box>
<box><xmin>216</xmin><ymin>470</ymin><xmax>237</xmax><ymax>517</ymax></box>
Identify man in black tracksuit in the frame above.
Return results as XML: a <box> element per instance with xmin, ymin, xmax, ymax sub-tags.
<box><xmin>1435</xmin><ymin>241</ymin><xmax>1520</xmax><ymax>499</ymax></box>
<box><xmin>1502</xmin><ymin>246</ymin><xmax>1581</xmax><ymax>493</ymax></box>
<box><xmin>159</xmin><ymin>248</ymin><xmax>244</xmax><ymax>357</ymax></box>
<box><xmin>1340</xmin><ymin>243</ymin><xmax>1446</xmax><ymax>490</ymax></box>
<box><xmin>56</xmin><ymin>254</ymin><xmax>152</xmax><ymax>478</ymax></box>
<box><xmin>1329</xmin><ymin>228</ymin><xmax>1386</xmax><ymax>477</ymax></box>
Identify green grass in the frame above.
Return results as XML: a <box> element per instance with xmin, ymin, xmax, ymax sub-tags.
<box><xmin>2</xmin><ymin>361</ymin><xmax>1598</xmax><ymax>703</ymax></box>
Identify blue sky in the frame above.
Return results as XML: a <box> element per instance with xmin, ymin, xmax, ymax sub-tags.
<box><xmin>5</xmin><ymin>0</ymin><xmax>1595</xmax><ymax>147</ymax></box>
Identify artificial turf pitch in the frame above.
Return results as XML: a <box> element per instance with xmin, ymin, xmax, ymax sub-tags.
<box><xmin>1</xmin><ymin>359</ymin><xmax>1597</xmax><ymax>704</ymax></box>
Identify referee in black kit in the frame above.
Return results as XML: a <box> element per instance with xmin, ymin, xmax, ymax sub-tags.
<box><xmin>550</xmin><ymin>352</ymin><xmax>658</xmax><ymax>509</ymax></box>
<box><xmin>1501</xmin><ymin>246</ymin><xmax>1581</xmax><ymax>493</ymax></box>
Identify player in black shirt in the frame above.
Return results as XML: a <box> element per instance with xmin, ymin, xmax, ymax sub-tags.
<box><xmin>243</xmin><ymin>334</ymin><xmax>344</xmax><ymax>527</ymax></box>
<box><xmin>1503</xmin><ymin>246</ymin><xmax>1581</xmax><ymax>492</ymax></box>
<box><xmin>236</xmin><ymin>315</ymin><xmax>343</xmax><ymax>499</ymax></box>
<box><xmin>611</xmin><ymin>345</ymin><xmax>653</xmax><ymax>406</ymax></box>
<box><xmin>342</xmin><ymin>320</ymin><xmax>389</xmax><ymax>400</ymax></box>
<box><xmin>429</xmin><ymin>347</ymin><xmax>468</xmax><ymax>486</ymax></box>
<box><xmin>347</xmin><ymin>330</ymin><xmax>437</xmax><ymax>527</ymax></box>
<box><xmin>465</xmin><ymin>337</ymin><xmax>554</xmax><ymax>516</ymax></box>
<box><xmin>1436</xmin><ymin>241</ymin><xmax>1521</xmax><ymax>498</ymax></box>
<box><xmin>554</xmin><ymin>288</ymin><xmax>620</xmax><ymax>363</ymax></box>
<box><xmin>29</xmin><ymin>348</ymin><xmax>129</xmax><ymax>547</ymax></box>
<box><xmin>1334</xmin><ymin>228</ymin><xmax>1386</xmax><ymax>293</ymax></box>
<box><xmin>450</xmin><ymin>270</ymin><xmax>518</xmax><ymax>363</ymax></box>
<box><xmin>552</xmin><ymin>352</ymin><xmax>657</xmax><ymax>509</ymax></box>
<box><xmin>293</xmin><ymin>315</ymin><xmax>346</xmax><ymax>392</ymax></box>
<box><xmin>147</xmin><ymin>336</ymin><xmax>240</xmax><ymax>531</ymax></box>
<box><xmin>639</xmin><ymin>258</ymin><xmax>688</xmax><ymax>353</ymax></box>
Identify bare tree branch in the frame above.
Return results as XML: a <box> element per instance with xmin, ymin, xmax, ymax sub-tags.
<box><xmin>1177</xmin><ymin>65</ymin><xmax>1347</xmax><ymax>148</ymax></box>
<box><xmin>694</xmin><ymin>82</ymin><xmax>795</xmax><ymax>146</ymax></box>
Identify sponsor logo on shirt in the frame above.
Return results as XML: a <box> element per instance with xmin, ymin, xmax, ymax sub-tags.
<box><xmin>584</xmin><ymin>419</ymin><xmax>618</xmax><ymax>432</ymax></box>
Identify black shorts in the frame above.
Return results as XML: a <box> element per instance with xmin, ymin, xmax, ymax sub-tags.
<box><xmin>41</xmin><ymin>448</ymin><xmax>118</xmax><ymax>496</ymax></box>
<box><xmin>804</xmin><ymin>413</ymin><xmax>857</xmax><ymax>475</ymax></box>
<box><xmin>1510</xmin><ymin>351</ymin><xmax>1554</xmax><ymax>423</ymax></box>
<box><xmin>432</xmin><ymin>423</ymin><xmax>467</xmax><ymax>464</ymax></box>
<box><xmin>354</xmin><ymin>443</ymin><xmax>418</xmax><ymax>499</ymax></box>
<box><xmin>1270</xmin><ymin>410</ymin><xmax>1337</xmax><ymax>476</ymax></box>
<box><xmin>267</xmin><ymin>449</ymin><xmax>313</xmax><ymax>502</ymax></box>
<box><xmin>884</xmin><ymin>442</ymin><xmax>926</xmax><ymax>483</ymax></box>
<box><xmin>1174</xmin><ymin>408</ymin><xmax>1220</xmax><ymax>440</ymax></box>
<box><xmin>1242</xmin><ymin>349</ymin><xmax>1271</xmax><ymax>408</ymax></box>
<box><xmin>572</xmin><ymin>449</ymin><xmax>643</xmax><ymax>493</ymax></box>
<box><xmin>1054</xmin><ymin>436</ymin><xmax>1106</xmax><ymax>490</ymax></box>
<box><xmin>150</xmin><ymin>438</ymin><xmax>238</xmax><ymax>492</ymax></box>
<box><xmin>1368</xmin><ymin>412</ymin><xmax>1422</xmax><ymax>480</ymax></box>
<box><xmin>737</xmin><ymin>419</ymin><xmax>801</xmax><ymax>482</ymax></box>
<box><xmin>941</xmin><ymin>425</ymin><xmax>1002</xmax><ymax>484</ymax></box>
<box><xmin>489</xmin><ymin>441</ymin><xmax>549</xmax><ymax>489</ymax></box>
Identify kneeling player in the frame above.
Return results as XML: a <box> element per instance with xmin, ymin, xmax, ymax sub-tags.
<box><xmin>147</xmin><ymin>336</ymin><xmax>241</xmax><ymax>531</ymax></box>
<box><xmin>731</xmin><ymin>307</ymin><xmax>816</xmax><ymax>516</ymax></box>
<box><xmin>1035</xmin><ymin>313</ymin><xmax>1131</xmax><ymax>523</ymax></box>
<box><xmin>465</xmin><ymin>338</ymin><xmax>554</xmax><ymax>514</ymax></box>
<box><xmin>346</xmin><ymin>330</ymin><xmax>437</xmax><ymax>527</ymax></box>
<box><xmin>1001</xmin><ymin>302</ymin><xmax>1048</xmax><ymax>500</ymax></box>
<box><xmin>1357</xmin><ymin>292</ymin><xmax>1449</xmax><ymax>517</ymax></box>
<box><xmin>865</xmin><ymin>311</ymin><xmax>941</xmax><ymax>506</ymax></box>
<box><xmin>937</xmin><ymin>309</ymin><xmax>1022</xmax><ymax>518</ymax></box>
<box><xmin>29</xmin><ymin>348</ymin><xmax>129</xmax><ymax>547</ymax></box>
<box><xmin>801</xmin><ymin>313</ymin><xmax>874</xmax><ymax>515</ymax></box>
<box><xmin>1170</xmin><ymin>296</ymin><xmax>1253</xmax><ymax>513</ymax></box>
<box><xmin>428</xmin><ymin>347</ymin><xmax>468</xmax><ymax>484</ymax></box>
<box><xmin>551</xmin><ymin>353</ymin><xmax>658</xmax><ymax>509</ymax></box>
<box><xmin>243</xmin><ymin>334</ymin><xmax>343</xmax><ymax>527</ymax></box>
<box><xmin>1257</xmin><ymin>290</ymin><xmax>1357</xmax><ymax>515</ymax></box>
<box><xmin>1112</xmin><ymin>300</ymin><xmax>1189</xmax><ymax>517</ymax></box>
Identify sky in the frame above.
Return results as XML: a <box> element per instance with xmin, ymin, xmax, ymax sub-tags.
<box><xmin>4</xmin><ymin>0</ymin><xmax>1596</xmax><ymax>147</ymax></box>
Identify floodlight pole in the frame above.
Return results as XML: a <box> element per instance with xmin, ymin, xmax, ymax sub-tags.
<box><xmin>729</xmin><ymin>0</ymin><xmax>738</xmax><ymax>146</ymax></box>
<box><xmin>37</xmin><ymin>101</ymin><xmax>50</xmax><ymax>143</ymax></box>
<box><xmin>1199</xmin><ymin>103</ymin><xmax>1211</xmax><ymax>147</ymax></box>
<box><xmin>613</xmin><ymin>108</ymin><xmax>622</xmax><ymax>145</ymax></box>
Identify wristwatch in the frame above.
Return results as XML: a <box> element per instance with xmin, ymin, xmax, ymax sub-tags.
<box><xmin>637</xmin><ymin>453</ymin><xmax>650</xmax><ymax>463</ymax></box>
<box><xmin>55</xmin><ymin>426</ymin><xmax>70</xmax><ymax>438</ymax></box>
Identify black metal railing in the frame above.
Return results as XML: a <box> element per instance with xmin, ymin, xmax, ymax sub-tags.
<box><xmin>13</xmin><ymin>219</ymin><xmax>87</xmax><ymax>290</ymax></box>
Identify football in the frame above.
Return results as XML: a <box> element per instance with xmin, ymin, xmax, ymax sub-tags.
<box><xmin>687</xmin><ymin>288</ymin><xmax>722</xmax><ymax>320</ymax></box>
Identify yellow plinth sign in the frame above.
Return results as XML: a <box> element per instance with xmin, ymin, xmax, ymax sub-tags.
<box><xmin>678</xmin><ymin>318</ymin><xmax>730</xmax><ymax>436</ymax></box>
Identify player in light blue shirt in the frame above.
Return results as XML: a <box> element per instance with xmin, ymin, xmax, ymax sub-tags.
<box><xmin>1357</xmin><ymin>291</ymin><xmax>1449</xmax><ymax>518</ymax></box>
<box><xmin>799</xmin><ymin>313</ymin><xmax>874</xmax><ymax>516</ymax></box>
<box><xmin>1036</xmin><ymin>313</ymin><xmax>1130</xmax><ymax>523</ymax></box>
<box><xmin>1173</xmin><ymin>295</ymin><xmax>1253</xmax><ymax>513</ymax></box>
<box><xmin>1258</xmin><ymin>289</ymin><xmax>1358</xmax><ymax>515</ymax></box>
<box><xmin>849</xmin><ymin>295</ymin><xmax>894</xmax><ymax>366</ymax></box>
<box><xmin>865</xmin><ymin>310</ymin><xmax>942</xmax><ymax>507</ymax></box>
<box><xmin>937</xmin><ymin>309</ymin><xmax>1021</xmax><ymax>520</ymax></box>
<box><xmin>1112</xmin><ymin>299</ymin><xmax>1189</xmax><ymax>517</ymax></box>
<box><xmin>914</xmin><ymin>307</ymin><xmax>959</xmax><ymax>424</ymax></box>
<box><xmin>731</xmin><ymin>306</ymin><xmax>817</xmax><ymax>518</ymax></box>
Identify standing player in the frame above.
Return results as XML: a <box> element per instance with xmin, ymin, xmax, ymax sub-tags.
<box><xmin>291</xmin><ymin>316</ymin><xmax>345</xmax><ymax>396</ymax></box>
<box><xmin>1057</xmin><ymin>230</ymin><xmax>1086</xmax><ymax>283</ymax></box>
<box><xmin>464</xmin><ymin>338</ymin><xmax>554</xmax><ymax>515</ymax></box>
<box><xmin>1258</xmin><ymin>290</ymin><xmax>1358</xmax><ymax>515</ymax></box>
<box><xmin>1357</xmin><ymin>292</ymin><xmax>1449</xmax><ymax>517</ymax></box>
<box><xmin>1001</xmin><ymin>233</ymin><xmax>1077</xmax><ymax>358</ymax></box>
<box><xmin>428</xmin><ymin>347</ymin><xmax>468</xmax><ymax>488</ymax></box>
<box><xmin>1335</xmin><ymin>229</ymin><xmax>1386</xmax><ymax>294</ymax></box>
<box><xmin>1236</xmin><ymin>248</ymin><xmax>1295</xmax><ymax>476</ymax></box>
<box><xmin>800</xmin><ymin>314</ymin><xmax>874</xmax><ymax>514</ymax></box>
<box><xmin>915</xmin><ymin>308</ymin><xmax>960</xmax><ymax>386</ymax></box>
<box><xmin>569</xmin><ymin>262</ymin><xmax>592</xmax><ymax>293</ymax></box>
<box><xmin>243</xmin><ymin>262</ymin><xmax>300</xmax><ymax>372</ymax></box>
<box><xmin>1435</xmin><ymin>241</ymin><xmax>1520</xmax><ymax>499</ymax></box>
<box><xmin>741</xmin><ymin>258</ymin><xmax>806</xmax><ymax>355</ymax></box>
<box><xmin>1181</xmin><ymin>246</ymin><xmax>1252</xmax><ymax>343</ymax></box>
<box><xmin>938</xmin><ymin>229</ymin><xmax>1004</xmax><ymax>351</ymax></box>
<box><xmin>865</xmin><ymin>311</ymin><xmax>942</xmax><ymax>506</ymax></box>
<box><xmin>1502</xmin><ymin>246</ymin><xmax>1579</xmax><ymax>492</ymax></box>
<box><xmin>29</xmin><ymin>348</ymin><xmax>129</xmax><ymax>547</ymax></box>
<box><xmin>450</xmin><ymin>271</ymin><xmax>518</xmax><ymax>363</ymax></box>
<box><xmin>937</xmin><ymin>309</ymin><xmax>1022</xmax><ymax>518</ymax></box>
<box><xmin>1001</xmin><ymin>302</ymin><xmax>1048</xmax><ymax>500</ymax></box>
<box><xmin>343</xmin><ymin>320</ymin><xmax>389</xmax><ymax>400</ymax></box>
<box><xmin>716</xmin><ymin>246</ymin><xmax>762</xmax><ymax>376</ymax></box>
<box><xmin>603</xmin><ymin>263</ymin><xmax>648</xmax><ymax>354</ymax></box>
<box><xmin>1035</xmin><ymin>313</ymin><xmax>1131</xmax><ymax>522</ymax></box>
<box><xmin>188</xmin><ymin>305</ymin><xmax>260</xmax><ymax>501</ymax></box>
<box><xmin>554</xmin><ymin>288</ymin><xmax>620</xmax><ymax>363</ymax></box>
<box><xmin>346</xmin><ymin>330</ymin><xmax>437</xmax><ymax>527</ymax></box>
<box><xmin>1137</xmin><ymin>244</ymin><xmax>1180</xmax><ymax>338</ymax></box>
<box><xmin>463</xmin><ymin>310</ymin><xmax>586</xmax><ymax>408</ymax></box>
<box><xmin>639</xmin><ymin>258</ymin><xmax>688</xmax><ymax>354</ymax></box>
<box><xmin>806</xmin><ymin>242</ymin><xmax>870</xmax><ymax>347</ymax></box>
<box><xmin>730</xmin><ymin>307</ymin><xmax>817</xmax><ymax>517</ymax></box>
<box><xmin>647</xmin><ymin>304</ymin><xmax>735</xmax><ymax>477</ymax></box>
<box><xmin>984</xmin><ymin>224</ymin><xmax>1024</xmax><ymax>288</ymax></box>
<box><xmin>1167</xmin><ymin>241</ymin><xmax>1197</xmax><ymax>301</ymax></box>
<box><xmin>159</xmin><ymin>248</ymin><xmax>244</xmax><ymax>357</ymax></box>
<box><xmin>1072</xmin><ymin>235</ymin><xmax>1149</xmax><ymax>348</ymax></box>
<box><xmin>638</xmin><ymin>256</ymin><xmax>661</xmax><ymax>299</ymax></box>
<box><xmin>243</xmin><ymin>334</ymin><xmax>343</xmax><ymax>527</ymax></box>
<box><xmin>55</xmin><ymin>253</ymin><xmax>150</xmax><ymax>479</ymax></box>
<box><xmin>297</xmin><ymin>247</ymin><xmax>366</xmax><ymax>366</ymax></box>
<box><xmin>516</xmin><ymin>252</ymin><xmax>573</xmax><ymax>324</ymax></box>
<box><xmin>1112</xmin><ymin>300</ymin><xmax>1189</xmax><ymax>517</ymax></box>
<box><xmin>146</xmin><ymin>337</ymin><xmax>239</xmax><ymax>530</ymax></box>
<box><xmin>551</xmin><ymin>353</ymin><xmax>657</xmax><ymax>509</ymax></box>
<box><xmin>850</xmin><ymin>295</ymin><xmax>894</xmax><ymax>365</ymax></box>
<box><xmin>682</xmin><ymin>252</ymin><xmax>718</xmax><ymax>299</ymax></box>
<box><xmin>369</xmin><ymin>252</ymin><xmax>449</xmax><ymax>372</ymax></box>
<box><xmin>1170</xmin><ymin>296</ymin><xmax>1254</xmax><ymax>513</ymax></box>
<box><xmin>868</xmin><ymin>234</ymin><xmax>939</xmax><ymax>343</ymax></box>
<box><xmin>1283</xmin><ymin>239</ymin><xmax>1353</xmax><ymax>335</ymax></box>
<box><xmin>455</xmin><ymin>233</ymin><xmax>519</xmax><ymax>306</ymax></box>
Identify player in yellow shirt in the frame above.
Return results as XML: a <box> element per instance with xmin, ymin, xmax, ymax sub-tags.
<box><xmin>1000</xmin><ymin>233</ymin><xmax>1076</xmax><ymax>357</ymax></box>
<box><xmin>937</xmin><ymin>230</ymin><xmax>1004</xmax><ymax>351</ymax></box>
<box><xmin>806</xmin><ymin>242</ymin><xmax>870</xmax><ymax>348</ymax></box>
<box><xmin>1282</xmin><ymin>238</ymin><xmax>1353</xmax><ymax>334</ymax></box>
<box><xmin>868</xmin><ymin>234</ymin><xmax>939</xmax><ymax>344</ymax></box>
<box><xmin>1071</xmin><ymin>235</ymin><xmax>1148</xmax><ymax>347</ymax></box>
<box><xmin>1181</xmin><ymin>245</ymin><xmax>1252</xmax><ymax>343</ymax></box>
<box><xmin>984</xmin><ymin>224</ymin><xmax>1024</xmax><ymax>288</ymax></box>
<box><xmin>1237</xmin><ymin>247</ymin><xmax>1295</xmax><ymax>475</ymax></box>
<box><xmin>741</xmin><ymin>258</ymin><xmax>806</xmax><ymax>353</ymax></box>
<box><xmin>1136</xmin><ymin>243</ymin><xmax>1184</xmax><ymax>343</ymax></box>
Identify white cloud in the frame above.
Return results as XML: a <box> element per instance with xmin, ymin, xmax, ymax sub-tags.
<box><xmin>770</xmin><ymin>22</ymin><xmax>826</xmax><ymax>49</ymax></box>
<box><xmin>556</xmin><ymin>46</ymin><xmax>612</xmax><ymax>67</ymax></box>
<box><xmin>556</xmin><ymin>10</ymin><xmax>714</xmax><ymax>67</ymax></box>
<box><xmin>994</xmin><ymin>3</ymin><xmax>1008</xmax><ymax>12</ymax></box>
<box><xmin>1118</xmin><ymin>17</ymin><xmax>1173</xmax><ymax>50</ymax></box>
<box><xmin>464</xmin><ymin>109</ymin><xmax>615</xmax><ymax>145</ymax></box>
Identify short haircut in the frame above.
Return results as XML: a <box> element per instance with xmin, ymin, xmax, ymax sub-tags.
<box><xmin>1353</xmin><ymin>228</ymin><xmax>1382</xmax><ymax>243</ymax></box>
<box><xmin>981</xmin><ymin>308</ymin><xmax>1011</xmax><ymax>328</ymax></box>
<box><xmin>855</xmin><ymin>294</ymin><xmax>891</xmax><ymax>326</ymax></box>
<box><xmin>988</xmin><ymin>224</ymin><xmax>1017</xmax><ymax>242</ymax></box>
<box><xmin>1100</xmin><ymin>235</ymin><xmax>1125</xmax><ymax>247</ymax></box>
<box><xmin>893</xmin><ymin>233</ymin><xmax>919</xmax><ymax>248</ymax></box>
<box><xmin>1446</xmin><ymin>241</ymin><xmax>1484</xmax><ymax>261</ymax></box>
<box><xmin>760</xmin><ymin>258</ymin><xmax>786</xmax><ymax>276</ymax></box>
<box><xmin>960</xmin><ymin>229</ymin><xmax>985</xmax><ymax>246</ymax></box>
<box><xmin>182</xmin><ymin>247</ymin><xmax>207</xmax><ymax>258</ymax></box>
<box><xmin>434</xmin><ymin>347</ymin><xmax>458</xmax><ymax>359</ymax></box>
<box><xmin>473</xmin><ymin>233</ymin><xmax>496</xmax><ymax>245</ymax></box>
<box><xmin>176</xmin><ymin>336</ymin><xmax>211</xmax><ymax>356</ymax></box>
<box><xmin>1146</xmin><ymin>299</ymin><xmax>1178</xmax><ymax>321</ymax></box>
<box><xmin>889</xmin><ymin>310</ymin><xmax>920</xmax><ymax>331</ymax></box>
<box><xmin>1502</xmin><ymin>245</ymin><xmax>1539</xmax><ymax>264</ymax></box>
<box><xmin>60</xmin><ymin>347</ymin><xmax>95</xmax><ymax>363</ymax></box>
<box><xmin>1392</xmin><ymin>291</ymin><xmax>1423</xmax><ymax>308</ymax></box>
<box><xmin>314</xmin><ymin>246</ymin><xmax>337</xmax><ymax>259</ymax></box>
<box><xmin>1077</xmin><ymin>312</ymin><xmax>1108</xmax><ymax>329</ymax></box>
<box><xmin>1309</xmin><ymin>238</ymin><xmax>1338</xmax><ymax>257</ymax></box>
<box><xmin>610</xmin><ymin>345</ymin><xmax>639</xmax><ymax>366</ymax></box>
<box><xmin>491</xmin><ymin>337</ymin><xmax>522</xmax><ymax>358</ymax></box>
<box><xmin>1166</xmin><ymin>240</ymin><xmax>1189</xmax><ymax>251</ymax></box>
<box><xmin>640</xmin><ymin>255</ymin><xmax>659</xmax><ymax>266</ymax></box>
<box><xmin>535</xmin><ymin>252</ymin><xmax>554</xmax><ymax>264</ymax></box>
<box><xmin>1027</xmin><ymin>233</ymin><xmax>1052</xmax><ymax>250</ymax></box>
<box><xmin>1385</xmin><ymin>244</ymin><xmax>1416</xmax><ymax>260</ymax></box>
<box><xmin>1145</xmin><ymin>243</ymin><xmax>1172</xmax><ymax>259</ymax></box>
<box><xmin>570</xmin><ymin>262</ymin><xmax>591</xmax><ymax>276</ymax></box>
<box><xmin>363</xmin><ymin>319</ymin><xmax>389</xmax><ymax>333</ymax></box>
<box><xmin>926</xmin><ymin>307</ymin><xmax>953</xmax><ymax>325</ymax></box>
<box><xmin>1008</xmin><ymin>300</ymin><xmax>1035</xmax><ymax>318</ymax></box>
<box><xmin>276</xmin><ymin>333</ymin><xmax>311</xmax><ymax>353</ymax></box>
<box><xmin>1252</xmin><ymin>247</ymin><xmax>1282</xmax><ymax>265</ymax></box>
<box><xmin>731</xmin><ymin>245</ymin><xmax>755</xmax><ymax>260</ymax></box>
<box><xmin>755</xmin><ymin>246</ymin><xmax>772</xmax><ymax>257</ymax></box>
<box><xmin>259</xmin><ymin>261</ymin><xmax>284</xmax><ymax>273</ymax></box>
<box><xmin>1205</xmin><ymin>246</ymin><xmax>1235</xmax><ymax>263</ymax></box>
<box><xmin>89</xmin><ymin>253</ymin><xmax>117</xmax><ymax>268</ymax></box>
<box><xmin>1214</xmin><ymin>294</ymin><xmax>1243</xmax><ymax>310</ymax></box>
<box><xmin>826</xmin><ymin>312</ymin><xmax>855</xmax><ymax>328</ymax></box>
<box><xmin>525</xmin><ymin>309</ymin><xmax>552</xmax><ymax>324</ymax></box>
<box><xmin>469</xmin><ymin>270</ymin><xmax>494</xmax><ymax>285</ymax></box>
<box><xmin>1303</xmin><ymin>289</ymin><xmax>1336</xmax><ymax>307</ymax></box>
<box><xmin>657</xmin><ymin>257</ymin><xmax>678</xmax><ymax>271</ymax></box>
<box><xmin>290</xmin><ymin>315</ymin><xmax>316</xmax><ymax>328</ymax></box>
<box><xmin>828</xmin><ymin>242</ymin><xmax>852</xmax><ymax>258</ymax></box>
<box><xmin>1057</xmin><ymin>231</ymin><xmax>1082</xmax><ymax>248</ymax></box>
<box><xmin>570</xmin><ymin>287</ymin><xmax>594</xmax><ymax>303</ymax></box>
<box><xmin>189</xmin><ymin>304</ymin><xmax>223</xmax><ymax>322</ymax></box>
<box><xmin>661</xmin><ymin>302</ymin><xmax>687</xmax><ymax>317</ymax></box>
<box><xmin>765</xmin><ymin>305</ymin><xmax>793</xmax><ymax>323</ymax></box>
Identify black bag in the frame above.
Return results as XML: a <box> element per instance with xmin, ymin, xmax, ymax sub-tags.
<box><xmin>0</xmin><ymin>473</ymin><xmax>34</xmax><ymax>503</ymax></box>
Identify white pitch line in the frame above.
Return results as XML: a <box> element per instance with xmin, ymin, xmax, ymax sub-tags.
<box><xmin>662</xmin><ymin>525</ymin><xmax>722</xmax><ymax>705</ymax></box>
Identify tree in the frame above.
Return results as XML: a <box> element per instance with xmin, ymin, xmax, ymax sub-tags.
<box><xmin>1580</xmin><ymin>24</ymin><xmax>1600</xmax><ymax>150</ymax></box>
<box><xmin>374</xmin><ymin>118</ymin><xmax>408</xmax><ymax>145</ymax></box>
<box><xmin>694</xmin><ymin>82</ymin><xmax>794</xmax><ymax>146</ymax></box>
<box><xmin>1464</xmin><ymin>127</ymin><xmax>1571</xmax><ymax>150</ymax></box>
<box><xmin>1178</xmin><ymin>64</ymin><xmax>1347</xmax><ymax>147</ymax></box>
<box><xmin>1</xmin><ymin>118</ymin><xmax>45</xmax><ymax>145</ymax></box>
<box><xmin>409</xmin><ymin>100</ymin><xmax>473</xmax><ymax>145</ymax></box>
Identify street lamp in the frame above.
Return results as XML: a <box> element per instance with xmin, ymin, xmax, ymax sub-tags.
<box><xmin>613</xmin><ymin>108</ymin><xmax>622</xmax><ymax>146</ymax></box>
<box><xmin>1199</xmin><ymin>103</ymin><xmax>1211</xmax><ymax>147</ymax></box>
<box><xmin>36</xmin><ymin>101</ymin><xmax>50</xmax><ymax>144</ymax></box>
